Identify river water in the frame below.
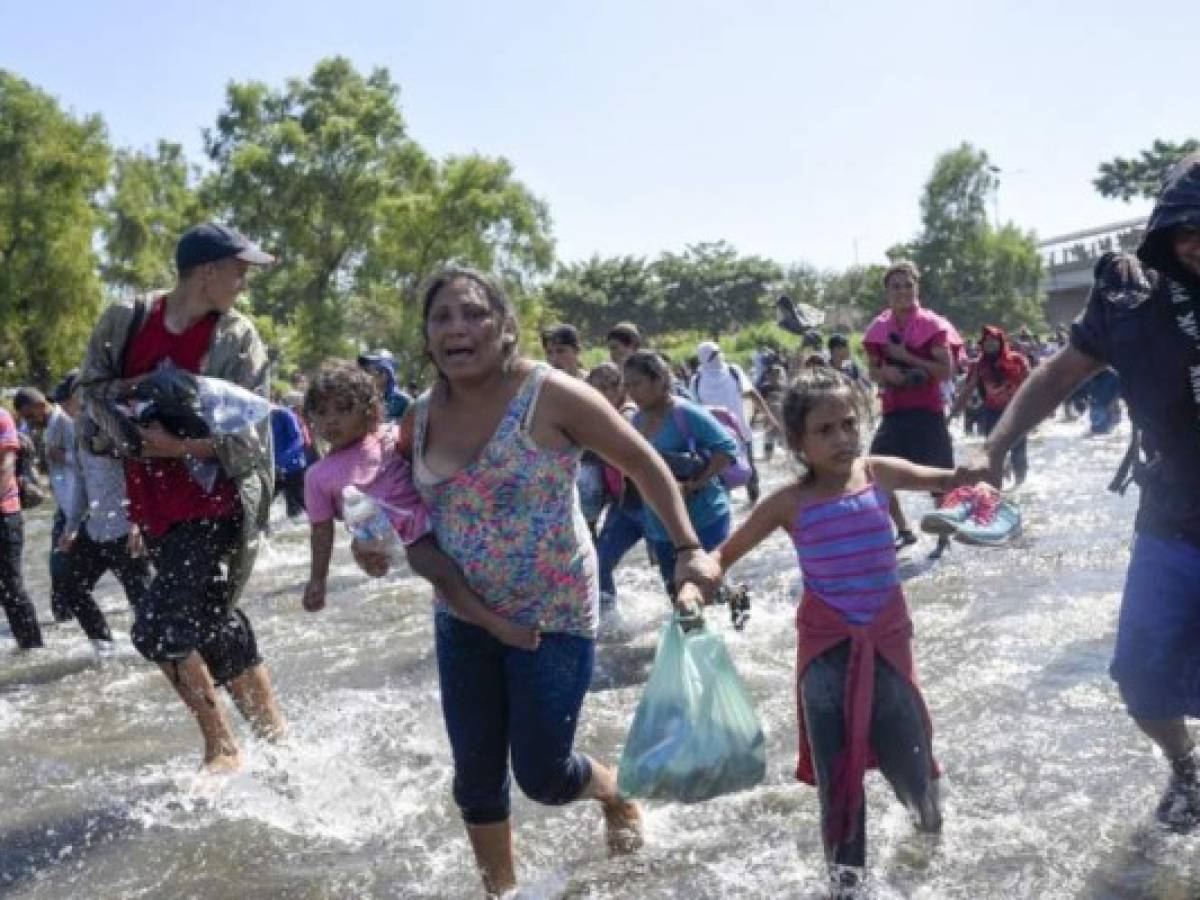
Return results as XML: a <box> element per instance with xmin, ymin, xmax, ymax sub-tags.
<box><xmin>2</xmin><ymin>417</ymin><xmax>1199</xmax><ymax>899</ymax></box>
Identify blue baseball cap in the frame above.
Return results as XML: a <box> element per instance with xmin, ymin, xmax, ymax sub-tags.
<box><xmin>175</xmin><ymin>223</ymin><xmax>275</xmax><ymax>272</ymax></box>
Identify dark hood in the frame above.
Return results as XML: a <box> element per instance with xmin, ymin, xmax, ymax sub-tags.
<box><xmin>1137</xmin><ymin>150</ymin><xmax>1200</xmax><ymax>280</ymax></box>
<box><xmin>979</xmin><ymin>324</ymin><xmax>1009</xmax><ymax>354</ymax></box>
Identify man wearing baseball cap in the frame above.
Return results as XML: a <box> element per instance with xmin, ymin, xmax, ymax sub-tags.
<box><xmin>79</xmin><ymin>222</ymin><xmax>283</xmax><ymax>773</ymax></box>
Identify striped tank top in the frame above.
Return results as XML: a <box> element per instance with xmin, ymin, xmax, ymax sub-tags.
<box><xmin>789</xmin><ymin>482</ymin><xmax>901</xmax><ymax>624</ymax></box>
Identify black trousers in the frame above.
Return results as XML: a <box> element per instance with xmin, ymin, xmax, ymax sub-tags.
<box><xmin>802</xmin><ymin>642</ymin><xmax>940</xmax><ymax>869</ymax></box>
<box><xmin>274</xmin><ymin>468</ymin><xmax>307</xmax><ymax>518</ymax></box>
<box><xmin>50</xmin><ymin>508</ymin><xmax>72</xmax><ymax>621</ymax></box>
<box><xmin>0</xmin><ymin>512</ymin><xmax>42</xmax><ymax>648</ymax></box>
<box><xmin>60</xmin><ymin>527</ymin><xmax>152</xmax><ymax>642</ymax></box>
<box><xmin>136</xmin><ymin>517</ymin><xmax>261</xmax><ymax>685</ymax></box>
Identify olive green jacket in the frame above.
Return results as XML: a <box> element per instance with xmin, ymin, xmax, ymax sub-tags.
<box><xmin>79</xmin><ymin>295</ymin><xmax>274</xmax><ymax>608</ymax></box>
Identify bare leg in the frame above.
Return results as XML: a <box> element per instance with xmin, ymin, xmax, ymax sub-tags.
<box><xmin>1135</xmin><ymin>717</ymin><xmax>1193</xmax><ymax>759</ymax></box>
<box><xmin>578</xmin><ymin>755</ymin><xmax>643</xmax><ymax>854</ymax></box>
<box><xmin>161</xmin><ymin>652</ymin><xmax>240</xmax><ymax>772</ymax></box>
<box><xmin>465</xmin><ymin>821</ymin><xmax>516</xmax><ymax>897</ymax></box>
<box><xmin>227</xmin><ymin>663</ymin><xmax>287</xmax><ymax>742</ymax></box>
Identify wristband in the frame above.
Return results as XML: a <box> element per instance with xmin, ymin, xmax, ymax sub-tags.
<box><xmin>673</xmin><ymin>542</ymin><xmax>702</xmax><ymax>553</ymax></box>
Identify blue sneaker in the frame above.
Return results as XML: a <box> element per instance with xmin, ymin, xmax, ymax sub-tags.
<box><xmin>919</xmin><ymin>487</ymin><xmax>975</xmax><ymax>536</ymax></box>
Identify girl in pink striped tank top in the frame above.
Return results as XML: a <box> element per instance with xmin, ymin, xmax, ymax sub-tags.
<box><xmin>697</xmin><ymin>369</ymin><xmax>974</xmax><ymax>895</ymax></box>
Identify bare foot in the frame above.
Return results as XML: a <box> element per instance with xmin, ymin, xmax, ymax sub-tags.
<box><xmin>603</xmin><ymin>798</ymin><xmax>644</xmax><ymax>855</ymax></box>
<box><xmin>202</xmin><ymin>749</ymin><xmax>242</xmax><ymax>775</ymax></box>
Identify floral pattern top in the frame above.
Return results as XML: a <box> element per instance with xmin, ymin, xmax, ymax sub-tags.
<box><xmin>413</xmin><ymin>364</ymin><xmax>600</xmax><ymax>637</ymax></box>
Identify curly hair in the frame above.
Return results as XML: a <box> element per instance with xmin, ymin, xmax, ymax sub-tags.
<box><xmin>303</xmin><ymin>360</ymin><xmax>382</xmax><ymax>424</ymax></box>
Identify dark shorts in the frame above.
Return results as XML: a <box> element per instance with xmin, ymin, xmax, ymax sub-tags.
<box><xmin>133</xmin><ymin>516</ymin><xmax>261</xmax><ymax>685</ymax></box>
<box><xmin>1110</xmin><ymin>533</ymin><xmax>1200</xmax><ymax>720</ymax></box>
<box><xmin>870</xmin><ymin>409</ymin><xmax>954</xmax><ymax>470</ymax></box>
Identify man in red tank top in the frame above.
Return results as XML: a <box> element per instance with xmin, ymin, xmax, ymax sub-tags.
<box><xmin>85</xmin><ymin>223</ymin><xmax>283</xmax><ymax>774</ymax></box>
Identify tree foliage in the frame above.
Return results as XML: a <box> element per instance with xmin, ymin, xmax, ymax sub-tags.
<box><xmin>362</xmin><ymin>153</ymin><xmax>555</xmax><ymax>367</ymax></box>
<box><xmin>894</xmin><ymin>143</ymin><xmax>1042</xmax><ymax>332</ymax></box>
<box><xmin>201</xmin><ymin>57</ymin><xmax>553</xmax><ymax>371</ymax></box>
<box><xmin>540</xmin><ymin>242</ymin><xmax>781</xmax><ymax>341</ymax></box>
<box><xmin>103</xmin><ymin>140</ymin><xmax>208</xmax><ymax>293</ymax></box>
<box><xmin>202</xmin><ymin>57</ymin><xmax>425</xmax><ymax>367</ymax></box>
<box><xmin>0</xmin><ymin>70</ymin><xmax>110</xmax><ymax>385</ymax></box>
<box><xmin>655</xmin><ymin>242</ymin><xmax>782</xmax><ymax>338</ymax></box>
<box><xmin>539</xmin><ymin>255</ymin><xmax>656</xmax><ymax>340</ymax></box>
<box><xmin>1094</xmin><ymin>139</ymin><xmax>1200</xmax><ymax>203</ymax></box>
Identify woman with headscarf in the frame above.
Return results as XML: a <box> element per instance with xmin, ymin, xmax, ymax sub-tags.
<box><xmin>690</xmin><ymin>340</ymin><xmax>783</xmax><ymax>504</ymax></box>
<box><xmin>951</xmin><ymin>325</ymin><xmax>1031</xmax><ymax>483</ymax></box>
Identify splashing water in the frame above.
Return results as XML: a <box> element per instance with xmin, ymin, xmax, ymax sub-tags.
<box><xmin>3</xmin><ymin>418</ymin><xmax>1200</xmax><ymax>897</ymax></box>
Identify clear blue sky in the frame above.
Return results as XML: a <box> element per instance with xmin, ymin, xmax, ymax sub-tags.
<box><xmin>3</xmin><ymin>0</ymin><xmax>1193</xmax><ymax>269</ymax></box>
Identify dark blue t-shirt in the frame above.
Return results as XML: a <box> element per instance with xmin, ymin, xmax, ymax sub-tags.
<box><xmin>1071</xmin><ymin>261</ymin><xmax>1200</xmax><ymax>546</ymax></box>
<box><xmin>640</xmin><ymin>400</ymin><xmax>739</xmax><ymax>542</ymax></box>
<box><xmin>270</xmin><ymin>407</ymin><xmax>309</xmax><ymax>476</ymax></box>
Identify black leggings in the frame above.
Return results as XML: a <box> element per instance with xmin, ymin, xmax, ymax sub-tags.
<box><xmin>273</xmin><ymin>468</ymin><xmax>307</xmax><ymax>518</ymax></box>
<box><xmin>801</xmin><ymin>642</ymin><xmax>940</xmax><ymax>869</ymax></box>
<box><xmin>60</xmin><ymin>528</ymin><xmax>151</xmax><ymax>642</ymax></box>
<box><xmin>0</xmin><ymin>513</ymin><xmax>42</xmax><ymax>648</ymax></box>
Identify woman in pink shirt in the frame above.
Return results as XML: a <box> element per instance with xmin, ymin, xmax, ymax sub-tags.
<box><xmin>862</xmin><ymin>261</ymin><xmax>963</xmax><ymax>552</ymax></box>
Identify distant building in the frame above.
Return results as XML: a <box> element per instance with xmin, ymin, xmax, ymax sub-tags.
<box><xmin>1040</xmin><ymin>216</ymin><xmax>1147</xmax><ymax>326</ymax></box>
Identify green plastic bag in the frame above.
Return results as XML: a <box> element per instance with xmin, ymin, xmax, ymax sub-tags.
<box><xmin>617</xmin><ymin>614</ymin><xmax>766</xmax><ymax>802</ymax></box>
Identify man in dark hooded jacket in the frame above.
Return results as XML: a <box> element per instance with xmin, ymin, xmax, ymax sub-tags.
<box><xmin>357</xmin><ymin>349</ymin><xmax>412</xmax><ymax>422</ymax></box>
<box><xmin>970</xmin><ymin>152</ymin><xmax>1200</xmax><ymax>832</ymax></box>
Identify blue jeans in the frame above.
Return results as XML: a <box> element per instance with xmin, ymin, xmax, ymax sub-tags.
<box><xmin>649</xmin><ymin>512</ymin><xmax>731</xmax><ymax>594</ymax></box>
<box><xmin>435</xmin><ymin>611</ymin><xmax>595</xmax><ymax>825</ymax></box>
<box><xmin>596</xmin><ymin>506</ymin><xmax>646</xmax><ymax>604</ymax></box>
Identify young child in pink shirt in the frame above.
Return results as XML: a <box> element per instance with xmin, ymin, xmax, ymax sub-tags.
<box><xmin>301</xmin><ymin>361</ymin><xmax>538</xmax><ymax>650</ymax></box>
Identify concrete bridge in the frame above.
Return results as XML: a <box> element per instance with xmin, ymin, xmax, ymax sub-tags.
<box><xmin>1039</xmin><ymin>216</ymin><xmax>1147</xmax><ymax>325</ymax></box>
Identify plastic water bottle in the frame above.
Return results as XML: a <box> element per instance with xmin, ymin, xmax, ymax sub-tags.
<box><xmin>341</xmin><ymin>486</ymin><xmax>400</xmax><ymax>558</ymax></box>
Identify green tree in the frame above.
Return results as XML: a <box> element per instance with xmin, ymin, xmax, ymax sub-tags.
<box><xmin>1095</xmin><ymin>138</ymin><xmax>1200</xmax><ymax>202</ymax></box>
<box><xmin>653</xmin><ymin>242</ymin><xmax>782</xmax><ymax>338</ymax></box>
<box><xmin>362</xmin><ymin>152</ymin><xmax>555</xmax><ymax>367</ymax></box>
<box><xmin>779</xmin><ymin>262</ymin><xmax>824</xmax><ymax>309</ymax></box>
<box><xmin>0</xmin><ymin>70</ymin><xmax>110</xmax><ymax>385</ymax></box>
<box><xmin>202</xmin><ymin>57</ymin><xmax>428</xmax><ymax>367</ymax></box>
<box><xmin>896</xmin><ymin>143</ymin><xmax>1042</xmax><ymax>332</ymax></box>
<box><xmin>539</xmin><ymin>255</ymin><xmax>658</xmax><ymax>341</ymax></box>
<box><xmin>820</xmin><ymin>264</ymin><xmax>889</xmax><ymax>321</ymax></box>
<box><xmin>202</xmin><ymin>58</ymin><xmax>553</xmax><ymax>371</ymax></box>
<box><xmin>103</xmin><ymin>140</ymin><xmax>208</xmax><ymax>293</ymax></box>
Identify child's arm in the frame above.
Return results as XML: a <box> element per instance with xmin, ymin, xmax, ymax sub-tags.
<box><xmin>303</xmin><ymin>520</ymin><xmax>336</xmax><ymax>612</ymax></box>
<box><xmin>712</xmin><ymin>485</ymin><xmax>797</xmax><ymax>574</ymax></box>
<box><xmin>406</xmin><ymin>536</ymin><xmax>540</xmax><ymax>651</ymax></box>
<box><xmin>868</xmin><ymin>455</ymin><xmax>973</xmax><ymax>495</ymax></box>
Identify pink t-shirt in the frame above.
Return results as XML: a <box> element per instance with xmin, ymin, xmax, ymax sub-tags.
<box><xmin>304</xmin><ymin>424</ymin><xmax>431</xmax><ymax>546</ymax></box>
<box><xmin>0</xmin><ymin>409</ymin><xmax>20</xmax><ymax>515</ymax></box>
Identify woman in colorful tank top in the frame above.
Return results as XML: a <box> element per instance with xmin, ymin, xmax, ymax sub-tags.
<box><xmin>689</xmin><ymin>368</ymin><xmax>973</xmax><ymax>896</ymax></box>
<box><xmin>352</xmin><ymin>266</ymin><xmax>720</xmax><ymax>897</ymax></box>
